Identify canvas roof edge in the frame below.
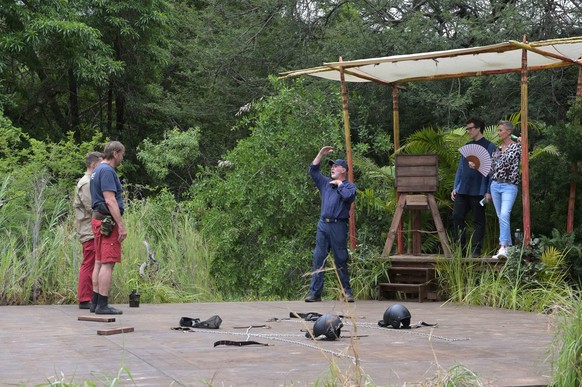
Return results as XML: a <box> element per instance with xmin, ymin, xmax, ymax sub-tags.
<box><xmin>279</xmin><ymin>36</ymin><xmax>582</xmax><ymax>84</ymax></box>
<box><xmin>363</xmin><ymin>61</ymin><xmax>577</xmax><ymax>85</ymax></box>
<box><xmin>279</xmin><ymin>65</ymin><xmax>393</xmax><ymax>85</ymax></box>
<box><xmin>322</xmin><ymin>42</ymin><xmax>514</xmax><ymax>68</ymax></box>
<box><xmin>323</xmin><ymin>36</ymin><xmax>582</xmax><ymax>68</ymax></box>
<box><xmin>509</xmin><ymin>39</ymin><xmax>582</xmax><ymax>64</ymax></box>
<box><xmin>278</xmin><ymin>66</ymin><xmax>330</xmax><ymax>77</ymax></box>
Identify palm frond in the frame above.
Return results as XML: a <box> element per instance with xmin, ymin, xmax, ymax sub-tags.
<box><xmin>397</xmin><ymin>126</ymin><xmax>461</xmax><ymax>169</ymax></box>
<box><xmin>530</xmin><ymin>144</ymin><xmax>560</xmax><ymax>160</ymax></box>
<box><xmin>354</xmin><ymin>155</ymin><xmax>395</xmax><ymax>180</ymax></box>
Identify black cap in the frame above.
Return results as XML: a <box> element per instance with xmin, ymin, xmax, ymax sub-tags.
<box><xmin>328</xmin><ymin>159</ymin><xmax>348</xmax><ymax>171</ymax></box>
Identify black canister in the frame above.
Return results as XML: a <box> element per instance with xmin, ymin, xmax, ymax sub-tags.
<box><xmin>129</xmin><ymin>289</ymin><xmax>140</xmax><ymax>307</ymax></box>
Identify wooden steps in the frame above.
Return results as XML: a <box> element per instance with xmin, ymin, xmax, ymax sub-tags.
<box><xmin>378</xmin><ymin>260</ymin><xmax>439</xmax><ymax>303</ymax></box>
<box><xmin>378</xmin><ymin>254</ymin><xmax>505</xmax><ymax>302</ymax></box>
<box><xmin>379</xmin><ymin>282</ymin><xmax>428</xmax><ymax>303</ymax></box>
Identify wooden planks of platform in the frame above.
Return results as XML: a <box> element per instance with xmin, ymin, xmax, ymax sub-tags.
<box><xmin>0</xmin><ymin>302</ymin><xmax>554</xmax><ymax>386</ymax></box>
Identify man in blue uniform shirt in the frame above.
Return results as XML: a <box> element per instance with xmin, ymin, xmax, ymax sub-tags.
<box><xmin>451</xmin><ymin>118</ymin><xmax>496</xmax><ymax>257</ymax></box>
<box><xmin>305</xmin><ymin>146</ymin><xmax>357</xmax><ymax>303</ymax></box>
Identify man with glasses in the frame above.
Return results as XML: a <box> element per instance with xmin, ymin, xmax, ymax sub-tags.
<box><xmin>451</xmin><ymin>118</ymin><xmax>496</xmax><ymax>257</ymax></box>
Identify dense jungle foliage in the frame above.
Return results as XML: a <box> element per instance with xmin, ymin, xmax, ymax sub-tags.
<box><xmin>1</xmin><ymin>0</ymin><xmax>582</xmax><ymax>303</ymax></box>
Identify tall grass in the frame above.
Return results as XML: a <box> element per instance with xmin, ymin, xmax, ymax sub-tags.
<box><xmin>435</xmin><ymin>244</ymin><xmax>482</xmax><ymax>304</ymax></box>
<box><xmin>111</xmin><ymin>198</ymin><xmax>218</xmax><ymax>304</ymax></box>
<box><xmin>0</xmin><ymin>190</ymin><xmax>219</xmax><ymax>305</ymax></box>
<box><xmin>436</xmin><ymin>244</ymin><xmax>573</xmax><ymax>313</ymax></box>
<box><xmin>0</xmin><ymin>172</ymin><xmax>76</xmax><ymax>305</ymax></box>
<box><xmin>551</xmin><ymin>292</ymin><xmax>582</xmax><ymax>386</ymax></box>
<box><xmin>436</xmin><ymin>242</ymin><xmax>580</xmax><ymax>385</ymax></box>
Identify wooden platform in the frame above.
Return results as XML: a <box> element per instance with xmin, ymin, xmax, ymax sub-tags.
<box><xmin>0</xmin><ymin>301</ymin><xmax>553</xmax><ymax>386</ymax></box>
<box><xmin>388</xmin><ymin>254</ymin><xmax>504</xmax><ymax>264</ymax></box>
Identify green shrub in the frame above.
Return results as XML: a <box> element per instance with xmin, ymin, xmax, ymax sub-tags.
<box><xmin>540</xmin><ymin>229</ymin><xmax>582</xmax><ymax>287</ymax></box>
<box><xmin>191</xmin><ymin>79</ymin><xmax>346</xmax><ymax>299</ymax></box>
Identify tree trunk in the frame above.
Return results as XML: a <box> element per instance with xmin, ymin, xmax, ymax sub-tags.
<box><xmin>36</xmin><ymin>68</ymin><xmax>69</xmax><ymax>135</ymax></box>
<box><xmin>68</xmin><ymin>68</ymin><xmax>80</xmax><ymax>140</ymax></box>
<box><xmin>115</xmin><ymin>93</ymin><xmax>125</xmax><ymax>133</ymax></box>
<box><xmin>567</xmin><ymin>162</ymin><xmax>577</xmax><ymax>233</ymax></box>
<box><xmin>107</xmin><ymin>85</ymin><xmax>113</xmax><ymax>134</ymax></box>
<box><xmin>568</xmin><ymin>66</ymin><xmax>582</xmax><ymax>232</ymax></box>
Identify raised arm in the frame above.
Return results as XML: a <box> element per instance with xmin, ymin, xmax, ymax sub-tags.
<box><xmin>312</xmin><ymin>146</ymin><xmax>334</xmax><ymax>165</ymax></box>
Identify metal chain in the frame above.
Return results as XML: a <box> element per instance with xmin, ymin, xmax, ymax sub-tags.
<box><xmin>277</xmin><ymin>319</ymin><xmax>469</xmax><ymax>342</ymax></box>
<box><xmin>179</xmin><ymin>328</ymin><xmax>357</xmax><ymax>362</ymax></box>
<box><xmin>344</xmin><ymin>321</ymin><xmax>470</xmax><ymax>342</ymax></box>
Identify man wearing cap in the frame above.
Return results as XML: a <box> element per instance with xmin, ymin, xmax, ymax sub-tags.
<box><xmin>305</xmin><ymin>146</ymin><xmax>357</xmax><ymax>303</ymax></box>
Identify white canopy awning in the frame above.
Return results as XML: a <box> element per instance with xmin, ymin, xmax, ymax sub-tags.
<box><xmin>280</xmin><ymin>37</ymin><xmax>582</xmax><ymax>85</ymax></box>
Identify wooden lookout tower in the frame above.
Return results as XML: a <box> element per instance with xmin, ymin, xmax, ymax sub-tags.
<box><xmin>379</xmin><ymin>154</ymin><xmax>450</xmax><ymax>302</ymax></box>
<box><xmin>382</xmin><ymin>154</ymin><xmax>450</xmax><ymax>258</ymax></box>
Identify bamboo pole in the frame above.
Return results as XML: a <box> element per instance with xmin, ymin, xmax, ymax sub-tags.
<box><xmin>338</xmin><ymin>57</ymin><xmax>357</xmax><ymax>249</ymax></box>
<box><xmin>392</xmin><ymin>86</ymin><xmax>404</xmax><ymax>254</ymax></box>
<box><xmin>392</xmin><ymin>86</ymin><xmax>401</xmax><ymax>151</ymax></box>
<box><xmin>567</xmin><ymin>66</ymin><xmax>582</xmax><ymax>232</ymax></box>
<box><xmin>521</xmin><ymin>36</ymin><xmax>531</xmax><ymax>245</ymax></box>
<box><xmin>508</xmin><ymin>40</ymin><xmax>581</xmax><ymax>64</ymax></box>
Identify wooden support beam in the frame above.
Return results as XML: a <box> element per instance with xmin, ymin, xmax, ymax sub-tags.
<box><xmin>520</xmin><ymin>35</ymin><xmax>531</xmax><ymax>245</ymax></box>
<box><xmin>427</xmin><ymin>193</ymin><xmax>451</xmax><ymax>256</ymax></box>
<box><xmin>338</xmin><ymin>57</ymin><xmax>357</xmax><ymax>249</ymax></box>
<box><xmin>382</xmin><ymin>194</ymin><xmax>406</xmax><ymax>257</ymax></box>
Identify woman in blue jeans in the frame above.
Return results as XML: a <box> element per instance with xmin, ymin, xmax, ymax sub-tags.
<box><xmin>490</xmin><ymin>120</ymin><xmax>522</xmax><ymax>259</ymax></box>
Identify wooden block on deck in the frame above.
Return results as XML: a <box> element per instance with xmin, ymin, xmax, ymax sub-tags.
<box><xmin>78</xmin><ymin>316</ymin><xmax>116</xmax><ymax>322</ymax></box>
<box><xmin>97</xmin><ymin>327</ymin><xmax>134</xmax><ymax>336</ymax></box>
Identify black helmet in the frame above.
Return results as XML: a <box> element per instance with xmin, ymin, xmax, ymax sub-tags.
<box><xmin>381</xmin><ymin>304</ymin><xmax>411</xmax><ymax>329</ymax></box>
<box><xmin>309</xmin><ymin>313</ymin><xmax>343</xmax><ymax>340</ymax></box>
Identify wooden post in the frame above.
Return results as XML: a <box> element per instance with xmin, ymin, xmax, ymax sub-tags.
<box><xmin>392</xmin><ymin>86</ymin><xmax>400</xmax><ymax>151</ymax></box>
<box><xmin>393</xmin><ymin>85</ymin><xmax>404</xmax><ymax>255</ymax></box>
<box><xmin>567</xmin><ymin>66</ymin><xmax>582</xmax><ymax>233</ymax></box>
<box><xmin>338</xmin><ymin>57</ymin><xmax>357</xmax><ymax>249</ymax></box>
<box><xmin>520</xmin><ymin>35</ymin><xmax>531</xmax><ymax>245</ymax></box>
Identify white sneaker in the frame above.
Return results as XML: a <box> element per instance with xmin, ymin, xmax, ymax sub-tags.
<box><xmin>492</xmin><ymin>247</ymin><xmax>508</xmax><ymax>259</ymax></box>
